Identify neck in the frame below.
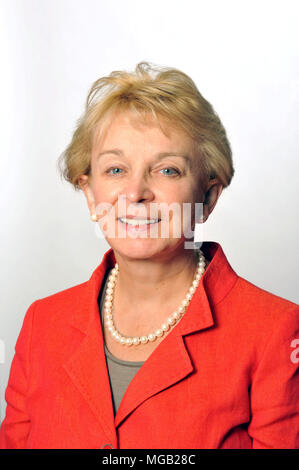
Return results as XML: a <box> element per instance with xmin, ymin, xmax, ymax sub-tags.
<box><xmin>113</xmin><ymin>249</ymin><xmax>200</xmax><ymax>311</ymax></box>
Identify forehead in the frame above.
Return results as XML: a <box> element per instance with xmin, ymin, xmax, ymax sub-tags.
<box><xmin>92</xmin><ymin>110</ymin><xmax>195</xmax><ymax>154</ymax></box>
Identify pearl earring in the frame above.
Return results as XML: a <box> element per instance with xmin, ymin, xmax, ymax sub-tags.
<box><xmin>90</xmin><ymin>213</ymin><xmax>98</xmax><ymax>222</ymax></box>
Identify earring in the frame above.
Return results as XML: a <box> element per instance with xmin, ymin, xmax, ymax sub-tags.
<box><xmin>90</xmin><ymin>213</ymin><xmax>98</xmax><ymax>222</ymax></box>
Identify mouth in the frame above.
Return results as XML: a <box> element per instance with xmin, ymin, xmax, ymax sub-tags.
<box><xmin>118</xmin><ymin>217</ymin><xmax>161</xmax><ymax>231</ymax></box>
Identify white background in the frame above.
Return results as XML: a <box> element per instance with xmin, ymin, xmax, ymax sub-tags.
<box><xmin>0</xmin><ymin>0</ymin><xmax>298</xmax><ymax>421</ymax></box>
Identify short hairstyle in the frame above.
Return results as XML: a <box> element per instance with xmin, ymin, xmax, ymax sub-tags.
<box><xmin>57</xmin><ymin>62</ymin><xmax>234</xmax><ymax>191</ymax></box>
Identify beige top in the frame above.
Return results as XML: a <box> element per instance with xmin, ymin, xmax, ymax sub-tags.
<box><xmin>98</xmin><ymin>271</ymin><xmax>144</xmax><ymax>415</ymax></box>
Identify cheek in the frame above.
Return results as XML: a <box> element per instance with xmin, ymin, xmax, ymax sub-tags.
<box><xmin>92</xmin><ymin>185</ymin><xmax>114</xmax><ymax>204</ymax></box>
<box><xmin>187</xmin><ymin>184</ymin><xmax>205</xmax><ymax>205</ymax></box>
<box><xmin>169</xmin><ymin>186</ymin><xmax>202</xmax><ymax>234</ymax></box>
<box><xmin>171</xmin><ymin>187</ymin><xmax>199</xmax><ymax>206</ymax></box>
<box><xmin>161</xmin><ymin>183</ymin><xmax>194</xmax><ymax>202</ymax></box>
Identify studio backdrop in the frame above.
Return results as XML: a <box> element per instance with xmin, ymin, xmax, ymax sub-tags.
<box><xmin>0</xmin><ymin>0</ymin><xmax>298</xmax><ymax>421</ymax></box>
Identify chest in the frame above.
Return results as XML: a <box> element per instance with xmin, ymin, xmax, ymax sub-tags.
<box><xmin>102</xmin><ymin>321</ymin><xmax>168</xmax><ymax>362</ymax></box>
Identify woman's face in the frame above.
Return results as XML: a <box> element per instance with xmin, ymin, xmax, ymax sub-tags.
<box><xmin>79</xmin><ymin>110</ymin><xmax>221</xmax><ymax>261</ymax></box>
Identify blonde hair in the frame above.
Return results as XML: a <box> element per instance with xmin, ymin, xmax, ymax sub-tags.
<box><xmin>57</xmin><ymin>62</ymin><xmax>234</xmax><ymax>191</ymax></box>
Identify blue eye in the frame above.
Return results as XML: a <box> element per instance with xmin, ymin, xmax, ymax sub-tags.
<box><xmin>107</xmin><ymin>167</ymin><xmax>123</xmax><ymax>175</ymax></box>
<box><xmin>160</xmin><ymin>167</ymin><xmax>181</xmax><ymax>176</ymax></box>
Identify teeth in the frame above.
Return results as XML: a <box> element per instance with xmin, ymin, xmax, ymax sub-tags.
<box><xmin>119</xmin><ymin>217</ymin><xmax>160</xmax><ymax>226</ymax></box>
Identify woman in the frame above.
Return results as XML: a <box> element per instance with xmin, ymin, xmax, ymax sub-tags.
<box><xmin>0</xmin><ymin>63</ymin><xmax>298</xmax><ymax>449</ymax></box>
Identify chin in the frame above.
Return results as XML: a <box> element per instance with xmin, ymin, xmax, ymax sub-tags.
<box><xmin>107</xmin><ymin>238</ymin><xmax>173</xmax><ymax>261</ymax></box>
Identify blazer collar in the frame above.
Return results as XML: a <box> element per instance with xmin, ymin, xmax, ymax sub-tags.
<box><xmin>70</xmin><ymin>241</ymin><xmax>238</xmax><ymax>338</ymax></box>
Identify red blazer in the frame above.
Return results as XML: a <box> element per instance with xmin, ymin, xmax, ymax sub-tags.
<box><xmin>1</xmin><ymin>242</ymin><xmax>298</xmax><ymax>449</ymax></box>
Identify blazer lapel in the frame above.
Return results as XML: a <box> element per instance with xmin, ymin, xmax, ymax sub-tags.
<box><xmin>62</xmin><ymin>251</ymin><xmax>118</xmax><ymax>446</ymax></box>
<box><xmin>115</xmin><ymin>279</ymin><xmax>215</xmax><ymax>428</ymax></box>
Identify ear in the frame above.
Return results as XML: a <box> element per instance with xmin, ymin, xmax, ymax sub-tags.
<box><xmin>202</xmin><ymin>180</ymin><xmax>223</xmax><ymax>222</ymax></box>
<box><xmin>78</xmin><ymin>174</ymin><xmax>97</xmax><ymax>216</ymax></box>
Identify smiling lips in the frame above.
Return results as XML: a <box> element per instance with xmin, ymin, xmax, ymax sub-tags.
<box><xmin>118</xmin><ymin>217</ymin><xmax>161</xmax><ymax>228</ymax></box>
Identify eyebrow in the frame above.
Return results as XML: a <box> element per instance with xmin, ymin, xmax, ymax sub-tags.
<box><xmin>96</xmin><ymin>149</ymin><xmax>192</xmax><ymax>167</ymax></box>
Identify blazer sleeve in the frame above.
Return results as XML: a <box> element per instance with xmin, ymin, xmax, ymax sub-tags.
<box><xmin>248</xmin><ymin>306</ymin><xmax>299</xmax><ymax>448</ymax></box>
<box><xmin>0</xmin><ymin>301</ymin><xmax>37</xmax><ymax>449</ymax></box>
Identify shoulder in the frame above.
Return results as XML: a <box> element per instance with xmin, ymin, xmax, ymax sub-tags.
<box><xmin>35</xmin><ymin>279</ymin><xmax>89</xmax><ymax>307</ymax></box>
<box><xmin>214</xmin><ymin>276</ymin><xmax>299</xmax><ymax>379</ymax></box>
<box><xmin>233</xmin><ymin>276</ymin><xmax>298</xmax><ymax>312</ymax></box>
<box><xmin>26</xmin><ymin>279</ymin><xmax>91</xmax><ymax>331</ymax></box>
<box><xmin>227</xmin><ymin>275</ymin><xmax>299</xmax><ymax>336</ymax></box>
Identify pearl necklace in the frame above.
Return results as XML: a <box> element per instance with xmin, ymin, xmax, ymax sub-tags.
<box><xmin>103</xmin><ymin>251</ymin><xmax>206</xmax><ymax>346</ymax></box>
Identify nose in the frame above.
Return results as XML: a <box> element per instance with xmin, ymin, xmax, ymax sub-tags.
<box><xmin>121</xmin><ymin>173</ymin><xmax>155</xmax><ymax>204</ymax></box>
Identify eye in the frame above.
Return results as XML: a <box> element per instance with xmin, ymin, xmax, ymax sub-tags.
<box><xmin>106</xmin><ymin>167</ymin><xmax>124</xmax><ymax>175</ymax></box>
<box><xmin>160</xmin><ymin>167</ymin><xmax>181</xmax><ymax>176</ymax></box>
